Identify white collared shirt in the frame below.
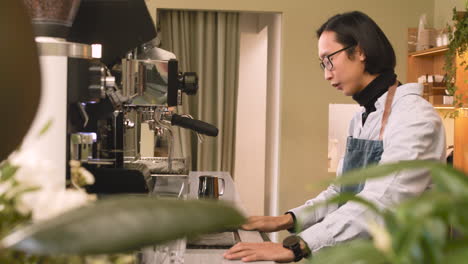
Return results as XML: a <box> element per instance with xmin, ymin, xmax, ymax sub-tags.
<box><xmin>288</xmin><ymin>83</ymin><xmax>446</xmax><ymax>252</ymax></box>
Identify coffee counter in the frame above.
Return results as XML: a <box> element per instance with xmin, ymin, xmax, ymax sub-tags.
<box><xmin>185</xmin><ymin>171</ymin><xmax>275</xmax><ymax>264</ymax></box>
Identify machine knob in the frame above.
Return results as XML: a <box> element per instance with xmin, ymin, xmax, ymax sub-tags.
<box><xmin>178</xmin><ymin>72</ymin><xmax>198</xmax><ymax>95</ymax></box>
<box><xmin>88</xmin><ymin>62</ymin><xmax>115</xmax><ymax>100</ymax></box>
<box><xmin>88</xmin><ymin>63</ymin><xmax>106</xmax><ymax>100</ymax></box>
<box><xmin>104</xmin><ymin>76</ymin><xmax>115</xmax><ymax>88</ymax></box>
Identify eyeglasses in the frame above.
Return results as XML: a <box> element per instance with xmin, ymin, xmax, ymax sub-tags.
<box><xmin>319</xmin><ymin>45</ymin><xmax>355</xmax><ymax>71</ymax></box>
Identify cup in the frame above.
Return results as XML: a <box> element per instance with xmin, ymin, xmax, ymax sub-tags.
<box><xmin>138</xmin><ymin>238</ymin><xmax>186</xmax><ymax>264</ymax></box>
<box><xmin>198</xmin><ymin>175</ymin><xmax>225</xmax><ymax>199</ymax></box>
<box><xmin>139</xmin><ymin>176</ymin><xmax>188</xmax><ymax>264</ymax></box>
<box><xmin>152</xmin><ymin>176</ymin><xmax>189</xmax><ymax>199</ymax></box>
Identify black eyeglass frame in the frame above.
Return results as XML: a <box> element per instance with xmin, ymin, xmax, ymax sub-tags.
<box><xmin>319</xmin><ymin>45</ymin><xmax>355</xmax><ymax>71</ymax></box>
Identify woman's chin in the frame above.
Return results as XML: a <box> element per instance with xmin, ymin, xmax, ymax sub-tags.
<box><xmin>342</xmin><ymin>89</ymin><xmax>352</xmax><ymax>96</ymax></box>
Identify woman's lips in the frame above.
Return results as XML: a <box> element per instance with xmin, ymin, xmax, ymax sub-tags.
<box><xmin>332</xmin><ymin>83</ymin><xmax>342</xmax><ymax>90</ymax></box>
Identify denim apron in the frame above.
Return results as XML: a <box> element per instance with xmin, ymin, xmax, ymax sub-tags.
<box><xmin>340</xmin><ymin>82</ymin><xmax>398</xmax><ymax>195</ymax></box>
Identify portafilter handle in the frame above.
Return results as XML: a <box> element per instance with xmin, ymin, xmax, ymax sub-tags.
<box><xmin>170</xmin><ymin>114</ymin><xmax>218</xmax><ymax>137</ymax></box>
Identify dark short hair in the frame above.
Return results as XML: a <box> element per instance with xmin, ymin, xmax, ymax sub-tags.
<box><xmin>316</xmin><ymin>11</ymin><xmax>396</xmax><ymax>74</ymax></box>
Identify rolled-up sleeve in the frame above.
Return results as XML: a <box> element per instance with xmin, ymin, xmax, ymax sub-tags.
<box><xmin>287</xmin><ymin>113</ymin><xmax>361</xmax><ymax>231</ymax></box>
<box><xmin>288</xmin><ymin>184</ymin><xmax>341</xmax><ymax>231</ymax></box>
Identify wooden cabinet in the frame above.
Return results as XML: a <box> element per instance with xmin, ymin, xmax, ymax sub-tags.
<box><xmin>407</xmin><ymin>45</ymin><xmax>450</xmax><ymax>107</ymax></box>
<box><xmin>406</xmin><ymin>37</ymin><xmax>468</xmax><ymax>173</ymax></box>
<box><xmin>454</xmin><ymin>52</ymin><xmax>468</xmax><ymax>174</ymax></box>
<box><xmin>407</xmin><ymin>46</ymin><xmax>447</xmax><ymax>80</ymax></box>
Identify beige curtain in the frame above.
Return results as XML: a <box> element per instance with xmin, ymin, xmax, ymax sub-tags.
<box><xmin>157</xmin><ymin>10</ymin><xmax>240</xmax><ymax>174</ymax></box>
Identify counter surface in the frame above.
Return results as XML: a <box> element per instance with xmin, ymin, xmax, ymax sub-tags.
<box><xmin>186</xmin><ymin>171</ymin><xmax>274</xmax><ymax>264</ymax></box>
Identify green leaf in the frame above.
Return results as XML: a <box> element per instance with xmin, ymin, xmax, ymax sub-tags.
<box><xmin>387</xmin><ymin>218</ymin><xmax>446</xmax><ymax>264</ymax></box>
<box><xmin>38</xmin><ymin>119</ymin><xmax>53</xmax><ymax>137</ymax></box>
<box><xmin>444</xmin><ymin>239</ymin><xmax>468</xmax><ymax>263</ymax></box>
<box><xmin>323</xmin><ymin>192</ymin><xmax>382</xmax><ymax>215</ymax></box>
<box><xmin>392</xmin><ymin>220</ymin><xmax>422</xmax><ymax>261</ymax></box>
<box><xmin>0</xmin><ymin>195</ymin><xmax>245</xmax><ymax>255</ymax></box>
<box><xmin>381</xmin><ymin>211</ymin><xmax>399</xmax><ymax>234</ymax></box>
<box><xmin>333</xmin><ymin>161</ymin><xmax>468</xmax><ymax>196</ymax></box>
<box><xmin>429</xmin><ymin>166</ymin><xmax>468</xmax><ymax>196</ymax></box>
<box><xmin>385</xmin><ymin>194</ymin><xmax>463</xmax><ymax>263</ymax></box>
<box><xmin>333</xmin><ymin>160</ymin><xmax>434</xmax><ymax>186</ymax></box>
<box><xmin>0</xmin><ymin>162</ymin><xmax>19</xmax><ymax>182</ymax></box>
<box><xmin>417</xmin><ymin>220</ymin><xmax>446</xmax><ymax>264</ymax></box>
<box><xmin>391</xmin><ymin>192</ymin><xmax>468</xmax><ymax>236</ymax></box>
<box><xmin>309</xmin><ymin>240</ymin><xmax>388</xmax><ymax>264</ymax></box>
<box><xmin>12</xmin><ymin>186</ymin><xmax>40</xmax><ymax>197</ymax></box>
<box><xmin>445</xmin><ymin>199</ymin><xmax>468</xmax><ymax>233</ymax></box>
<box><xmin>395</xmin><ymin>192</ymin><xmax>452</xmax><ymax>220</ymax></box>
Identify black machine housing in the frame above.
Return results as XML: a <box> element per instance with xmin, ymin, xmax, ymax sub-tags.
<box><xmin>66</xmin><ymin>0</ymin><xmax>157</xmax><ymax>194</ymax></box>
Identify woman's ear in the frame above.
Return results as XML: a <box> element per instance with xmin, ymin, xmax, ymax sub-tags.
<box><xmin>355</xmin><ymin>45</ymin><xmax>366</xmax><ymax>61</ymax></box>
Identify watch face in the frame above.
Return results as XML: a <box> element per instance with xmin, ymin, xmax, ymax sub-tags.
<box><xmin>283</xmin><ymin>235</ymin><xmax>300</xmax><ymax>247</ymax></box>
<box><xmin>283</xmin><ymin>235</ymin><xmax>303</xmax><ymax>262</ymax></box>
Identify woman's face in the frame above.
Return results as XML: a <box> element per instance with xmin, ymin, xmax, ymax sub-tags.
<box><xmin>318</xmin><ymin>31</ymin><xmax>367</xmax><ymax>96</ymax></box>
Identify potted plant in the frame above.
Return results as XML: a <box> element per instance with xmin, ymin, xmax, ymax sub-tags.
<box><xmin>300</xmin><ymin>160</ymin><xmax>468</xmax><ymax>264</ymax></box>
<box><xmin>444</xmin><ymin>3</ymin><xmax>468</xmax><ymax>111</ymax></box>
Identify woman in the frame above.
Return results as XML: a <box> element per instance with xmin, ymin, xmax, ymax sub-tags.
<box><xmin>224</xmin><ymin>11</ymin><xmax>446</xmax><ymax>262</ymax></box>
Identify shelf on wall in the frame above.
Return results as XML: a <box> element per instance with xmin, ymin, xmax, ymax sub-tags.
<box><xmin>433</xmin><ymin>104</ymin><xmax>455</xmax><ymax>109</ymax></box>
<box><xmin>409</xmin><ymin>45</ymin><xmax>449</xmax><ymax>57</ymax></box>
<box><xmin>433</xmin><ymin>105</ymin><xmax>468</xmax><ymax>111</ymax></box>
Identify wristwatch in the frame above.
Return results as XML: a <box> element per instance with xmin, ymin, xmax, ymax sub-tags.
<box><xmin>282</xmin><ymin>235</ymin><xmax>310</xmax><ymax>262</ymax></box>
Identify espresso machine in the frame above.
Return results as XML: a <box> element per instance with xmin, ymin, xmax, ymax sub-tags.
<box><xmin>23</xmin><ymin>0</ymin><xmax>218</xmax><ymax>194</ymax></box>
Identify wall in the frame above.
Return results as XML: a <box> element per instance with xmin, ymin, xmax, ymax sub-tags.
<box><xmin>328</xmin><ymin>104</ymin><xmax>361</xmax><ymax>173</ymax></box>
<box><xmin>434</xmin><ymin>0</ymin><xmax>466</xmax><ymax>28</ymax></box>
<box><xmin>234</xmin><ymin>13</ymin><xmax>268</xmax><ymax>217</ymax></box>
<box><xmin>259</xmin><ymin>13</ymin><xmax>282</xmax><ymax>222</ymax></box>
<box><xmin>145</xmin><ymin>0</ymin><xmax>434</xmax><ymax>238</ymax></box>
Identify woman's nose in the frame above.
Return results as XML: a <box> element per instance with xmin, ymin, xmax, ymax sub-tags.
<box><xmin>324</xmin><ymin>68</ymin><xmax>333</xmax><ymax>80</ymax></box>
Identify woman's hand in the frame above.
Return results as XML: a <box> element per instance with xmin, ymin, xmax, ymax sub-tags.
<box><xmin>241</xmin><ymin>214</ymin><xmax>294</xmax><ymax>232</ymax></box>
<box><xmin>223</xmin><ymin>242</ymin><xmax>294</xmax><ymax>263</ymax></box>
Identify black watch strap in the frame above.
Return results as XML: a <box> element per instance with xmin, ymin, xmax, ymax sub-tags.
<box><xmin>282</xmin><ymin>235</ymin><xmax>304</xmax><ymax>262</ymax></box>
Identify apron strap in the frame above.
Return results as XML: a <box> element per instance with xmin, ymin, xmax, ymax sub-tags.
<box><xmin>379</xmin><ymin>82</ymin><xmax>399</xmax><ymax>140</ymax></box>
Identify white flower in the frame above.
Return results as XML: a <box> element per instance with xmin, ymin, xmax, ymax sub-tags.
<box><xmin>367</xmin><ymin>219</ymin><xmax>392</xmax><ymax>254</ymax></box>
<box><xmin>78</xmin><ymin>167</ymin><xmax>95</xmax><ymax>185</ymax></box>
<box><xmin>70</xmin><ymin>160</ymin><xmax>95</xmax><ymax>188</ymax></box>
<box><xmin>0</xmin><ymin>181</ymin><xmax>12</xmax><ymax>196</ymax></box>
<box><xmin>17</xmin><ymin>187</ymin><xmax>92</xmax><ymax>221</ymax></box>
<box><xmin>69</xmin><ymin>160</ymin><xmax>81</xmax><ymax>168</ymax></box>
<box><xmin>9</xmin><ymin>147</ymin><xmax>62</xmax><ymax>190</ymax></box>
<box><xmin>8</xmin><ymin>143</ymin><xmax>94</xmax><ymax>221</ymax></box>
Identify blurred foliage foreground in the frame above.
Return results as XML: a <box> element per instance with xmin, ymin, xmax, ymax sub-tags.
<box><xmin>2</xmin><ymin>154</ymin><xmax>467</xmax><ymax>264</ymax></box>
<box><xmin>0</xmin><ymin>157</ymin><xmax>245</xmax><ymax>264</ymax></box>
<box><xmin>309</xmin><ymin>160</ymin><xmax>468</xmax><ymax>264</ymax></box>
